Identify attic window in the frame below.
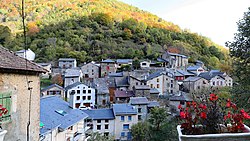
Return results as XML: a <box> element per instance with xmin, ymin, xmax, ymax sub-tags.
<box><xmin>55</xmin><ymin>110</ymin><xmax>67</xmax><ymax>116</ymax></box>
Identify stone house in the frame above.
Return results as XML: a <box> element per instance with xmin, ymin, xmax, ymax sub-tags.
<box><xmin>114</xmin><ymin>90</ymin><xmax>134</xmax><ymax>103</ymax></box>
<box><xmin>41</xmin><ymin>84</ymin><xmax>65</xmax><ymax>97</ymax></box>
<box><xmin>83</xmin><ymin>109</ymin><xmax>115</xmax><ymax>137</ymax></box>
<box><xmin>81</xmin><ymin>61</ymin><xmax>100</xmax><ymax>78</ymax></box>
<box><xmin>113</xmin><ymin>104</ymin><xmax>138</xmax><ymax>140</ymax></box>
<box><xmin>92</xmin><ymin>78</ymin><xmax>110</xmax><ymax>107</ymax></box>
<box><xmin>100</xmin><ymin>59</ymin><xmax>117</xmax><ymax>77</ymax></box>
<box><xmin>40</xmin><ymin>96</ymin><xmax>89</xmax><ymax>141</ymax></box>
<box><xmin>182</xmin><ymin>76</ymin><xmax>209</xmax><ymax>92</ymax></box>
<box><xmin>37</xmin><ymin>63</ymin><xmax>52</xmax><ymax>78</ymax></box>
<box><xmin>129</xmin><ymin>97</ymin><xmax>149</xmax><ymax>121</ymax></box>
<box><xmin>187</xmin><ymin>65</ymin><xmax>205</xmax><ymax>76</ymax></box>
<box><xmin>65</xmin><ymin>82</ymin><xmax>96</xmax><ymax>108</ymax></box>
<box><xmin>0</xmin><ymin>46</ymin><xmax>46</xmax><ymax>141</ymax></box>
<box><xmin>58</xmin><ymin>58</ymin><xmax>77</xmax><ymax>69</ymax></box>
<box><xmin>15</xmin><ymin>48</ymin><xmax>35</xmax><ymax>61</ymax></box>
<box><xmin>64</xmin><ymin>68</ymin><xmax>82</xmax><ymax>87</ymax></box>
<box><xmin>161</xmin><ymin>51</ymin><xmax>188</xmax><ymax>69</ymax></box>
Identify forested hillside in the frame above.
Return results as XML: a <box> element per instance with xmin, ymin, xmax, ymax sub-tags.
<box><xmin>0</xmin><ymin>0</ymin><xmax>231</xmax><ymax>71</ymax></box>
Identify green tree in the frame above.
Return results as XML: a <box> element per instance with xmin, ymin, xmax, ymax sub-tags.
<box><xmin>0</xmin><ymin>25</ymin><xmax>11</xmax><ymax>46</ymax></box>
<box><xmin>88</xmin><ymin>132</ymin><xmax>114</xmax><ymax>141</ymax></box>
<box><xmin>130</xmin><ymin>122</ymin><xmax>150</xmax><ymax>141</ymax></box>
<box><xmin>148</xmin><ymin>107</ymin><xmax>167</xmax><ymax>131</ymax></box>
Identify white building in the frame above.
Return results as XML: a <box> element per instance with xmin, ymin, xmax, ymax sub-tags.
<box><xmin>83</xmin><ymin>109</ymin><xmax>115</xmax><ymax>137</ymax></box>
<box><xmin>140</xmin><ymin>60</ymin><xmax>151</xmax><ymax>68</ymax></box>
<box><xmin>65</xmin><ymin>82</ymin><xmax>96</xmax><ymax>108</ymax></box>
<box><xmin>15</xmin><ymin>48</ymin><xmax>35</xmax><ymax>61</ymax></box>
<box><xmin>40</xmin><ymin>96</ymin><xmax>90</xmax><ymax>141</ymax></box>
<box><xmin>113</xmin><ymin>104</ymin><xmax>138</xmax><ymax>140</ymax></box>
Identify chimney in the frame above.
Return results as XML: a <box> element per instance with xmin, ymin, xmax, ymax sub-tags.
<box><xmin>69</xmin><ymin>91</ymin><xmax>76</xmax><ymax>108</ymax></box>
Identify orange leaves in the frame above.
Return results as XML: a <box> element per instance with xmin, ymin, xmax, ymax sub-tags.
<box><xmin>27</xmin><ymin>21</ymin><xmax>39</xmax><ymax>35</ymax></box>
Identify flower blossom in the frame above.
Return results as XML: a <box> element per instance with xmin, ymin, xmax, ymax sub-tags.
<box><xmin>209</xmin><ymin>93</ymin><xmax>218</xmax><ymax>101</ymax></box>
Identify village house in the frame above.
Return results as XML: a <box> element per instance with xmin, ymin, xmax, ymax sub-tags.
<box><xmin>161</xmin><ymin>51</ymin><xmax>188</xmax><ymax>69</ymax></box>
<box><xmin>115</xmin><ymin>90</ymin><xmax>134</xmax><ymax>103</ymax></box>
<box><xmin>199</xmin><ymin>70</ymin><xmax>233</xmax><ymax>87</ymax></box>
<box><xmin>65</xmin><ymin>82</ymin><xmax>96</xmax><ymax>108</ymax></box>
<box><xmin>15</xmin><ymin>48</ymin><xmax>36</xmax><ymax>61</ymax></box>
<box><xmin>187</xmin><ymin>65</ymin><xmax>205</xmax><ymax>76</ymax></box>
<box><xmin>116</xmin><ymin>59</ymin><xmax>133</xmax><ymax>68</ymax></box>
<box><xmin>37</xmin><ymin>63</ymin><xmax>52</xmax><ymax>78</ymax></box>
<box><xmin>92</xmin><ymin>78</ymin><xmax>110</xmax><ymax>107</ymax></box>
<box><xmin>100</xmin><ymin>59</ymin><xmax>117</xmax><ymax>77</ymax></box>
<box><xmin>41</xmin><ymin>84</ymin><xmax>65</xmax><ymax>97</ymax></box>
<box><xmin>64</xmin><ymin>68</ymin><xmax>82</xmax><ymax>87</ymax></box>
<box><xmin>182</xmin><ymin>76</ymin><xmax>209</xmax><ymax>92</ymax></box>
<box><xmin>83</xmin><ymin>109</ymin><xmax>115</xmax><ymax>137</ymax></box>
<box><xmin>140</xmin><ymin>60</ymin><xmax>151</xmax><ymax>69</ymax></box>
<box><xmin>113</xmin><ymin>104</ymin><xmax>138</xmax><ymax>140</ymax></box>
<box><xmin>129</xmin><ymin>97</ymin><xmax>149</xmax><ymax>121</ymax></box>
<box><xmin>81</xmin><ymin>61</ymin><xmax>100</xmax><ymax>78</ymax></box>
<box><xmin>0</xmin><ymin>46</ymin><xmax>46</xmax><ymax>141</ymax></box>
<box><xmin>40</xmin><ymin>96</ymin><xmax>89</xmax><ymax>141</ymax></box>
<box><xmin>58</xmin><ymin>58</ymin><xmax>77</xmax><ymax>69</ymax></box>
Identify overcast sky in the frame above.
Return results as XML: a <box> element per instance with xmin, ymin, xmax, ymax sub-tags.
<box><xmin>120</xmin><ymin>0</ymin><xmax>250</xmax><ymax>46</ymax></box>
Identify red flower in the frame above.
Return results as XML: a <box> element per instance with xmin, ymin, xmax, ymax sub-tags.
<box><xmin>192</xmin><ymin>101</ymin><xmax>197</xmax><ymax>108</ymax></box>
<box><xmin>209</xmin><ymin>93</ymin><xmax>218</xmax><ymax>101</ymax></box>
<box><xmin>178</xmin><ymin>104</ymin><xmax>182</xmax><ymax>109</ymax></box>
<box><xmin>186</xmin><ymin>102</ymin><xmax>190</xmax><ymax>107</ymax></box>
<box><xmin>180</xmin><ymin>111</ymin><xmax>187</xmax><ymax>119</ymax></box>
<box><xmin>240</xmin><ymin>109</ymin><xmax>250</xmax><ymax>119</ymax></box>
<box><xmin>200</xmin><ymin>112</ymin><xmax>207</xmax><ymax>119</ymax></box>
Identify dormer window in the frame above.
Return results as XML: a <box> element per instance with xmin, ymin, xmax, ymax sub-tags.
<box><xmin>55</xmin><ymin>110</ymin><xmax>67</xmax><ymax>116</ymax></box>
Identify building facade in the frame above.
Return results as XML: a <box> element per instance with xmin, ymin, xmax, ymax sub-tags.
<box><xmin>81</xmin><ymin>61</ymin><xmax>100</xmax><ymax>78</ymax></box>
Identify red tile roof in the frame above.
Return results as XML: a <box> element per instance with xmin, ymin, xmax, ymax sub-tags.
<box><xmin>0</xmin><ymin>47</ymin><xmax>46</xmax><ymax>73</ymax></box>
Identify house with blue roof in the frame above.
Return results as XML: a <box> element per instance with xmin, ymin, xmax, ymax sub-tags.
<box><xmin>187</xmin><ymin>65</ymin><xmax>205</xmax><ymax>75</ymax></box>
<box><xmin>83</xmin><ymin>109</ymin><xmax>115</xmax><ymax>137</ymax></box>
<box><xmin>40</xmin><ymin>96</ymin><xmax>90</xmax><ymax>141</ymax></box>
<box><xmin>116</xmin><ymin>59</ymin><xmax>133</xmax><ymax>69</ymax></box>
<box><xmin>113</xmin><ymin>104</ymin><xmax>138</xmax><ymax>140</ymax></box>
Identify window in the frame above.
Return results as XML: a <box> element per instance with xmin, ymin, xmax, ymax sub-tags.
<box><xmin>0</xmin><ymin>92</ymin><xmax>11</xmax><ymax>121</ymax></box>
<box><xmin>213</xmin><ymin>81</ymin><xmax>215</xmax><ymax>86</ymax></box>
<box><xmin>157</xmin><ymin>84</ymin><xmax>160</xmax><ymax>88</ymax></box>
<box><xmin>138</xmin><ymin>108</ymin><xmax>142</xmax><ymax>113</ymax></box>
<box><xmin>105</xmin><ymin>119</ymin><xmax>109</xmax><ymax>123</ymax></box>
<box><xmin>150</xmin><ymin>84</ymin><xmax>153</xmax><ymax>88</ymax></box>
<box><xmin>136</xmin><ymin>82</ymin><xmax>138</xmax><ymax>85</ymax></box>
<box><xmin>97</xmin><ymin>125</ymin><xmax>101</xmax><ymax>130</ymax></box>
<box><xmin>127</xmin><ymin>132</ymin><xmax>132</xmax><ymax>140</ymax></box>
<box><xmin>157</xmin><ymin>78</ymin><xmax>159</xmax><ymax>82</ymax></box>
<box><xmin>170</xmin><ymin>84</ymin><xmax>173</xmax><ymax>88</ymax></box>
<box><xmin>138</xmin><ymin>115</ymin><xmax>142</xmax><ymax>121</ymax></box>
<box><xmin>104</xmin><ymin>132</ymin><xmax>109</xmax><ymax>136</ymax></box>
<box><xmin>88</xmin><ymin>96</ymin><xmax>91</xmax><ymax>100</ymax></box>
<box><xmin>55</xmin><ymin>110</ymin><xmax>67</xmax><ymax>116</ymax></box>
<box><xmin>83</xmin><ymin>90</ymin><xmax>86</xmax><ymax>93</ymax></box>
<box><xmin>180</xmin><ymin>101</ymin><xmax>185</xmax><ymax>105</ymax></box>
<box><xmin>123</xmin><ymin>124</ymin><xmax>129</xmax><ymax>130</ymax></box>
<box><xmin>77</xmin><ymin>90</ymin><xmax>80</xmax><ymax>94</ymax></box>
<box><xmin>76</xmin><ymin>96</ymin><xmax>80</xmax><ymax>100</ymax></box>
<box><xmin>83</xmin><ymin>96</ymin><xmax>86</xmax><ymax>100</ymax></box>
<box><xmin>88</xmin><ymin>90</ymin><xmax>91</xmax><ymax>93</ymax></box>
<box><xmin>171</xmin><ymin>80</ymin><xmax>173</xmax><ymax>83</ymax></box>
<box><xmin>105</xmin><ymin>124</ymin><xmax>109</xmax><ymax>129</ymax></box>
<box><xmin>121</xmin><ymin>116</ymin><xmax>124</xmax><ymax>121</ymax></box>
<box><xmin>128</xmin><ymin>116</ymin><xmax>132</xmax><ymax>121</ymax></box>
<box><xmin>197</xmin><ymin>86</ymin><xmax>200</xmax><ymax>89</ymax></box>
<box><xmin>121</xmin><ymin>132</ymin><xmax>125</xmax><ymax>137</ymax></box>
<box><xmin>97</xmin><ymin>120</ymin><xmax>101</xmax><ymax>123</ymax></box>
<box><xmin>220</xmin><ymin>81</ymin><xmax>223</xmax><ymax>85</ymax></box>
<box><xmin>68</xmin><ymin>126</ymin><xmax>73</xmax><ymax>131</ymax></box>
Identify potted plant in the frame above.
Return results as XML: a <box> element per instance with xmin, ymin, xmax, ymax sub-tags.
<box><xmin>177</xmin><ymin>93</ymin><xmax>250</xmax><ymax>141</ymax></box>
<box><xmin>0</xmin><ymin>104</ymin><xmax>8</xmax><ymax>141</ymax></box>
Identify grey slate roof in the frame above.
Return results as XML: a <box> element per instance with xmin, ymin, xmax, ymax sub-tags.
<box><xmin>146</xmin><ymin>70</ymin><xmax>165</xmax><ymax>81</ymax></box>
<box><xmin>169</xmin><ymin>93</ymin><xmax>192</xmax><ymax>102</ymax></box>
<box><xmin>113</xmin><ymin>104</ymin><xmax>137</xmax><ymax>115</ymax></box>
<box><xmin>101</xmin><ymin>59</ymin><xmax>115</xmax><ymax>63</ymax></box>
<box><xmin>115</xmin><ymin>90</ymin><xmax>134</xmax><ymax>98</ymax></box>
<box><xmin>41</xmin><ymin>84</ymin><xmax>64</xmax><ymax>92</ymax></box>
<box><xmin>64</xmin><ymin>82</ymin><xmax>82</xmax><ymax>90</ymax></box>
<box><xmin>58</xmin><ymin>58</ymin><xmax>76</xmax><ymax>61</ymax></box>
<box><xmin>130</xmin><ymin>97</ymin><xmax>149</xmax><ymax>105</ymax></box>
<box><xmin>183</xmin><ymin>76</ymin><xmax>202</xmax><ymax>82</ymax></box>
<box><xmin>116</xmin><ymin>59</ymin><xmax>132</xmax><ymax>64</ymax></box>
<box><xmin>108</xmin><ymin>72</ymin><xmax>123</xmax><ymax>77</ymax></box>
<box><xmin>177</xmin><ymin>70</ymin><xmax>195</xmax><ymax>76</ymax></box>
<box><xmin>93</xmin><ymin>78</ymin><xmax>109</xmax><ymax>94</ymax></box>
<box><xmin>150</xmin><ymin>88</ymin><xmax>160</xmax><ymax>94</ymax></box>
<box><xmin>0</xmin><ymin>46</ymin><xmax>46</xmax><ymax>73</ymax></box>
<box><xmin>187</xmin><ymin>65</ymin><xmax>202</xmax><ymax>71</ymax></box>
<box><xmin>65</xmin><ymin>68</ymin><xmax>81</xmax><ymax>77</ymax></box>
<box><xmin>83</xmin><ymin>109</ymin><xmax>115</xmax><ymax>120</ymax></box>
<box><xmin>115</xmin><ymin>76</ymin><xmax>129</xmax><ymax>87</ymax></box>
<box><xmin>40</xmin><ymin>96</ymin><xmax>88</xmax><ymax>135</ymax></box>
<box><xmin>168</xmin><ymin>52</ymin><xmax>187</xmax><ymax>58</ymax></box>
<box><xmin>147</xmin><ymin>101</ymin><xmax>160</xmax><ymax>108</ymax></box>
<box><xmin>168</xmin><ymin>69</ymin><xmax>183</xmax><ymax>77</ymax></box>
<box><xmin>199</xmin><ymin>71</ymin><xmax>225</xmax><ymax>80</ymax></box>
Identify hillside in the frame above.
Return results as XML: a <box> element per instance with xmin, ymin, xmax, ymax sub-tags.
<box><xmin>0</xmin><ymin>0</ymin><xmax>231</xmax><ymax>71</ymax></box>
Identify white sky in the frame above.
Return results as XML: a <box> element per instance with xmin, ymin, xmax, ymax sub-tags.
<box><xmin>120</xmin><ymin>0</ymin><xmax>250</xmax><ymax>46</ymax></box>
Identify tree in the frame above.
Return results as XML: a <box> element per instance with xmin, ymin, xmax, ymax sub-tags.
<box><xmin>148</xmin><ymin>107</ymin><xmax>167</xmax><ymax>131</ymax></box>
<box><xmin>130</xmin><ymin>122</ymin><xmax>150</xmax><ymax>141</ymax></box>
<box><xmin>226</xmin><ymin>7</ymin><xmax>250</xmax><ymax>85</ymax></box>
<box><xmin>0</xmin><ymin>25</ymin><xmax>11</xmax><ymax>46</ymax></box>
<box><xmin>51</xmin><ymin>74</ymin><xmax>63</xmax><ymax>86</ymax></box>
<box><xmin>88</xmin><ymin>132</ymin><xmax>114</xmax><ymax>141</ymax></box>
